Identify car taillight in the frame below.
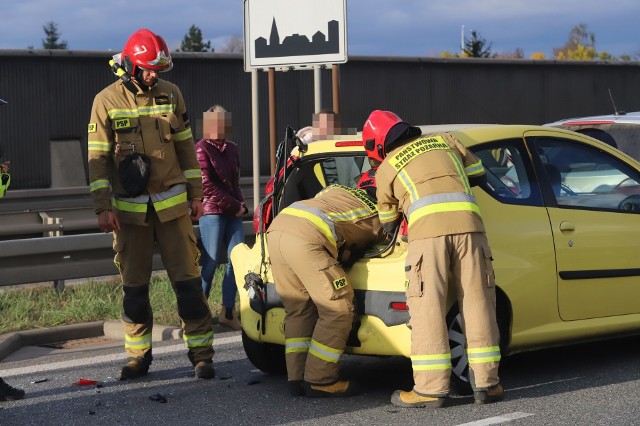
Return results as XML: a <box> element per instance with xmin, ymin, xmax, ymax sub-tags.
<box><xmin>562</xmin><ymin>120</ymin><xmax>614</xmax><ymax>126</ymax></box>
<box><xmin>390</xmin><ymin>302</ymin><xmax>408</xmax><ymax>311</ymax></box>
<box><xmin>335</xmin><ymin>141</ymin><xmax>363</xmax><ymax>147</ymax></box>
<box><xmin>252</xmin><ymin>207</ymin><xmax>261</xmax><ymax>233</ymax></box>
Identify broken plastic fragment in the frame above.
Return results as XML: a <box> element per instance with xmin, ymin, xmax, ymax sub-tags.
<box><xmin>74</xmin><ymin>378</ymin><xmax>98</xmax><ymax>386</ymax></box>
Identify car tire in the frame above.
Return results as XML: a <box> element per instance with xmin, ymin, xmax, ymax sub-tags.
<box><xmin>447</xmin><ymin>302</ymin><xmax>509</xmax><ymax>396</ymax></box>
<box><xmin>241</xmin><ymin>330</ymin><xmax>287</xmax><ymax>374</ymax></box>
<box><xmin>446</xmin><ymin>307</ymin><xmax>473</xmax><ymax>396</ymax></box>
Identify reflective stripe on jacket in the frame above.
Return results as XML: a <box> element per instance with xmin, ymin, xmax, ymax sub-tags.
<box><xmin>87</xmin><ymin>74</ymin><xmax>202</xmax><ymax>224</ymax></box>
<box><xmin>376</xmin><ymin>132</ymin><xmax>486</xmax><ymax>240</ymax></box>
<box><xmin>267</xmin><ymin>185</ymin><xmax>385</xmax><ymax>261</ymax></box>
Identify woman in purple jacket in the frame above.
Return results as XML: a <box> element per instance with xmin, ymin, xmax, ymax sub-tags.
<box><xmin>196</xmin><ymin>105</ymin><xmax>247</xmax><ymax>330</ymax></box>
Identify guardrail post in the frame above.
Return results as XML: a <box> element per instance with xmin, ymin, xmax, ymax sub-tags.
<box><xmin>39</xmin><ymin>212</ymin><xmax>66</xmax><ymax>292</ymax></box>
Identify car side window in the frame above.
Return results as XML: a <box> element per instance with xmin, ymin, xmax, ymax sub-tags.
<box><xmin>319</xmin><ymin>155</ymin><xmax>367</xmax><ymax>189</ymax></box>
<box><xmin>533</xmin><ymin>138</ymin><xmax>640</xmax><ymax>212</ymax></box>
<box><xmin>473</xmin><ymin>140</ymin><xmax>542</xmax><ymax>206</ymax></box>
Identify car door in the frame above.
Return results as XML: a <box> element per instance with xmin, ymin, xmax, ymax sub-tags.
<box><xmin>471</xmin><ymin>139</ymin><xmax>561</xmax><ymax>339</ymax></box>
<box><xmin>526</xmin><ymin>131</ymin><xmax>640</xmax><ymax>320</ymax></box>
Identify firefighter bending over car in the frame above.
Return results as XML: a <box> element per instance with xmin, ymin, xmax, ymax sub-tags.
<box><xmin>362</xmin><ymin>110</ymin><xmax>503</xmax><ymax>408</ymax></box>
<box><xmin>87</xmin><ymin>29</ymin><xmax>215</xmax><ymax>381</ymax></box>
<box><xmin>266</xmin><ymin>177</ymin><xmax>386</xmax><ymax>397</ymax></box>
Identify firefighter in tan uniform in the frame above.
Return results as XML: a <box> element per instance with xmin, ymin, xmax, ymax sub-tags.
<box><xmin>267</xmin><ymin>180</ymin><xmax>386</xmax><ymax>397</ymax></box>
<box><xmin>362</xmin><ymin>110</ymin><xmax>503</xmax><ymax>408</ymax></box>
<box><xmin>87</xmin><ymin>29</ymin><xmax>215</xmax><ymax>380</ymax></box>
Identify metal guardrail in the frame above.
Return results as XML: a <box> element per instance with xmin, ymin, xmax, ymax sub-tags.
<box><xmin>0</xmin><ymin>177</ymin><xmax>268</xmax><ymax>238</ymax></box>
<box><xmin>0</xmin><ymin>223</ymin><xmax>257</xmax><ymax>287</ymax></box>
<box><xmin>0</xmin><ymin>177</ymin><xmax>268</xmax><ymax>287</ymax></box>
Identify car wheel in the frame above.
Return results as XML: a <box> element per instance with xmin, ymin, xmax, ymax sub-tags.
<box><xmin>618</xmin><ymin>195</ymin><xmax>640</xmax><ymax>211</ymax></box>
<box><xmin>446</xmin><ymin>308</ymin><xmax>473</xmax><ymax>395</ymax></box>
<box><xmin>241</xmin><ymin>330</ymin><xmax>287</xmax><ymax>374</ymax></box>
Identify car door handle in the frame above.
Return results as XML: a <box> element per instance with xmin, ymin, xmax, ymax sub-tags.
<box><xmin>559</xmin><ymin>221</ymin><xmax>575</xmax><ymax>231</ymax></box>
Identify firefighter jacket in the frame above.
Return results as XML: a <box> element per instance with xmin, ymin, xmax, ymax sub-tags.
<box><xmin>375</xmin><ymin>132</ymin><xmax>486</xmax><ymax>241</ymax></box>
<box><xmin>267</xmin><ymin>185</ymin><xmax>386</xmax><ymax>263</ymax></box>
<box><xmin>88</xmin><ymin>77</ymin><xmax>202</xmax><ymax>225</ymax></box>
<box><xmin>196</xmin><ymin>138</ymin><xmax>247</xmax><ymax>216</ymax></box>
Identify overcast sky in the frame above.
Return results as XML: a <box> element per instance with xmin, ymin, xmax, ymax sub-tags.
<box><xmin>1</xmin><ymin>0</ymin><xmax>639</xmax><ymax>59</ymax></box>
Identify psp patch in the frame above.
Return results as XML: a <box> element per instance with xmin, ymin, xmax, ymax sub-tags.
<box><xmin>114</xmin><ymin>118</ymin><xmax>131</xmax><ymax>130</ymax></box>
<box><xmin>333</xmin><ymin>277</ymin><xmax>348</xmax><ymax>290</ymax></box>
<box><xmin>88</xmin><ymin>123</ymin><xmax>97</xmax><ymax>133</ymax></box>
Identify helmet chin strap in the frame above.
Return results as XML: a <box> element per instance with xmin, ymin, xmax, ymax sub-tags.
<box><xmin>109</xmin><ymin>57</ymin><xmax>139</xmax><ymax>94</ymax></box>
<box><xmin>133</xmin><ymin>68</ymin><xmax>156</xmax><ymax>91</ymax></box>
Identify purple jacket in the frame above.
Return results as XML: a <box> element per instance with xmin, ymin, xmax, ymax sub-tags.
<box><xmin>195</xmin><ymin>138</ymin><xmax>247</xmax><ymax>216</ymax></box>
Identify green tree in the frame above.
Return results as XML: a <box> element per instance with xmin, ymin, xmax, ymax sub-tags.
<box><xmin>178</xmin><ymin>25</ymin><xmax>212</xmax><ymax>52</ymax></box>
<box><xmin>463</xmin><ymin>30</ymin><xmax>493</xmax><ymax>58</ymax></box>
<box><xmin>42</xmin><ymin>21</ymin><xmax>67</xmax><ymax>49</ymax></box>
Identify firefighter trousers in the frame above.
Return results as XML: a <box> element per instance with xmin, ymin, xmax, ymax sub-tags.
<box><xmin>113</xmin><ymin>212</ymin><xmax>214</xmax><ymax>365</ymax></box>
<box><xmin>267</xmin><ymin>230</ymin><xmax>354</xmax><ymax>384</ymax></box>
<box><xmin>405</xmin><ymin>232</ymin><xmax>500</xmax><ymax>396</ymax></box>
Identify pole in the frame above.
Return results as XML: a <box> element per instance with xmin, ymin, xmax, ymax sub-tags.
<box><xmin>332</xmin><ymin>64</ymin><xmax>340</xmax><ymax>115</ymax></box>
<box><xmin>251</xmin><ymin>69</ymin><xmax>260</xmax><ymax>211</ymax></box>
<box><xmin>314</xmin><ymin>66</ymin><xmax>322</xmax><ymax>113</ymax></box>
<box><xmin>268</xmin><ymin>68</ymin><xmax>277</xmax><ymax>175</ymax></box>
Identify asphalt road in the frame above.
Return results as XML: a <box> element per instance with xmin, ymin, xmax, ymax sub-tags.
<box><xmin>1</xmin><ymin>330</ymin><xmax>639</xmax><ymax>426</ymax></box>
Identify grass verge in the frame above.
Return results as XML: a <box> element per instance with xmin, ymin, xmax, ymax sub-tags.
<box><xmin>0</xmin><ymin>268</ymin><xmax>228</xmax><ymax>335</ymax></box>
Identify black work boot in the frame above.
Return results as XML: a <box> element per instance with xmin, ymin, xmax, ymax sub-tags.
<box><xmin>288</xmin><ymin>380</ymin><xmax>305</xmax><ymax>396</ymax></box>
<box><xmin>0</xmin><ymin>378</ymin><xmax>25</xmax><ymax>401</ymax></box>
<box><xmin>194</xmin><ymin>361</ymin><xmax>215</xmax><ymax>379</ymax></box>
<box><xmin>303</xmin><ymin>380</ymin><xmax>360</xmax><ymax>398</ymax></box>
<box><xmin>117</xmin><ymin>358</ymin><xmax>149</xmax><ymax>380</ymax></box>
<box><xmin>474</xmin><ymin>383</ymin><xmax>504</xmax><ymax>404</ymax></box>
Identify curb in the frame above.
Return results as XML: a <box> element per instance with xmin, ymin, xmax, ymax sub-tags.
<box><xmin>0</xmin><ymin>320</ymin><xmax>182</xmax><ymax>362</ymax></box>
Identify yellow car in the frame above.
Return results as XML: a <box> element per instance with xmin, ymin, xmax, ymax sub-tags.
<box><xmin>231</xmin><ymin>124</ymin><xmax>640</xmax><ymax>392</ymax></box>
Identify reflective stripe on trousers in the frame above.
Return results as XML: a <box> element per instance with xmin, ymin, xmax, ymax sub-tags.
<box><xmin>411</xmin><ymin>353</ymin><xmax>452</xmax><ymax>371</ymax></box>
<box><xmin>183</xmin><ymin>331</ymin><xmax>214</xmax><ymax>348</ymax></box>
<box><xmin>467</xmin><ymin>346</ymin><xmax>501</xmax><ymax>364</ymax></box>
<box><xmin>125</xmin><ymin>333</ymin><xmax>152</xmax><ymax>351</ymax></box>
<box><xmin>286</xmin><ymin>337</ymin><xmax>311</xmax><ymax>354</ymax></box>
<box><xmin>308</xmin><ymin>339</ymin><xmax>343</xmax><ymax>363</ymax></box>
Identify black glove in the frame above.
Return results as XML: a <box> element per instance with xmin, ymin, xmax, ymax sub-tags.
<box><xmin>469</xmin><ymin>174</ymin><xmax>488</xmax><ymax>187</ymax></box>
<box><xmin>340</xmin><ymin>245</ymin><xmax>367</xmax><ymax>268</ymax></box>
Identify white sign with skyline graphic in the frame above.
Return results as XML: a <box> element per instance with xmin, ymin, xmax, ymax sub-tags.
<box><xmin>243</xmin><ymin>0</ymin><xmax>347</xmax><ymax>70</ymax></box>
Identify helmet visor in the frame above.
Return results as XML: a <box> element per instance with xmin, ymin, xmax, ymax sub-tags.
<box><xmin>147</xmin><ymin>50</ymin><xmax>173</xmax><ymax>71</ymax></box>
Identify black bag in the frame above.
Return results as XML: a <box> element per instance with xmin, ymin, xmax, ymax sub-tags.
<box><xmin>119</xmin><ymin>152</ymin><xmax>151</xmax><ymax>197</ymax></box>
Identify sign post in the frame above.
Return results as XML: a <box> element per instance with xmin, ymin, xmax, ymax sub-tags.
<box><xmin>243</xmin><ymin>0</ymin><xmax>348</xmax><ymax>198</ymax></box>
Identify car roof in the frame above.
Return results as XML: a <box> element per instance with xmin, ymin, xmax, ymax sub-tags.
<box><xmin>545</xmin><ymin>111</ymin><xmax>640</xmax><ymax>127</ymax></box>
<box><xmin>295</xmin><ymin>124</ymin><xmax>578</xmax><ymax>156</ymax></box>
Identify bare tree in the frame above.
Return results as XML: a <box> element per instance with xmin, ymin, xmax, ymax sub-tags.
<box><xmin>494</xmin><ymin>48</ymin><xmax>524</xmax><ymax>59</ymax></box>
<box><xmin>219</xmin><ymin>36</ymin><xmax>244</xmax><ymax>54</ymax></box>
<box><xmin>553</xmin><ymin>23</ymin><xmax>595</xmax><ymax>60</ymax></box>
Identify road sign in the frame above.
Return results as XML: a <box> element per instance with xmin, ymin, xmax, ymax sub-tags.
<box><xmin>243</xmin><ymin>0</ymin><xmax>348</xmax><ymax>71</ymax></box>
